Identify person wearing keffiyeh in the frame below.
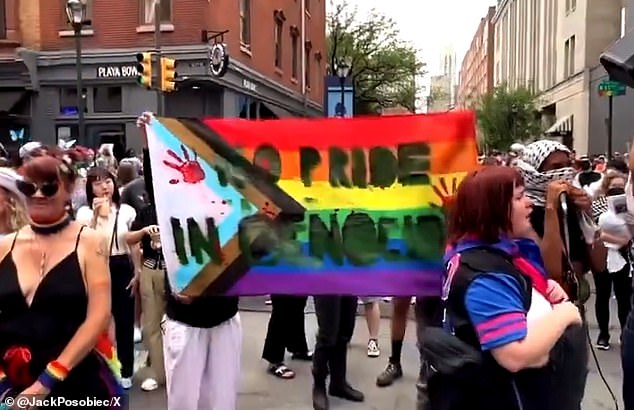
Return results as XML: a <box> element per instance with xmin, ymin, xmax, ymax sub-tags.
<box><xmin>514</xmin><ymin>141</ymin><xmax>592</xmax><ymax>293</ymax></box>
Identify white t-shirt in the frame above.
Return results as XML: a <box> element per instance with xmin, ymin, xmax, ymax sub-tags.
<box><xmin>76</xmin><ymin>203</ymin><xmax>137</xmax><ymax>256</ymax></box>
<box><xmin>526</xmin><ymin>289</ymin><xmax>553</xmax><ymax>322</ymax></box>
<box><xmin>598</xmin><ymin>210</ymin><xmax>630</xmax><ymax>273</ymax></box>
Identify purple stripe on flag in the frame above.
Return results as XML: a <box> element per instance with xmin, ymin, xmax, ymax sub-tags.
<box><xmin>225</xmin><ymin>269</ymin><xmax>443</xmax><ymax>297</ymax></box>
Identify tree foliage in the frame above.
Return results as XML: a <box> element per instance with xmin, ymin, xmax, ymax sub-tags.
<box><xmin>476</xmin><ymin>84</ymin><xmax>542</xmax><ymax>151</ymax></box>
<box><xmin>326</xmin><ymin>0</ymin><xmax>424</xmax><ymax>114</ymax></box>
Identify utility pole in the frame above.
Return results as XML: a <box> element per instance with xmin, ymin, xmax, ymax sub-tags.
<box><xmin>154</xmin><ymin>0</ymin><xmax>164</xmax><ymax>116</ymax></box>
<box><xmin>608</xmin><ymin>94</ymin><xmax>614</xmax><ymax>160</ymax></box>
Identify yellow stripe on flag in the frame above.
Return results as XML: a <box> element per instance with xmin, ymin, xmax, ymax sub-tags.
<box><xmin>277</xmin><ymin>172</ymin><xmax>467</xmax><ymax>210</ymax></box>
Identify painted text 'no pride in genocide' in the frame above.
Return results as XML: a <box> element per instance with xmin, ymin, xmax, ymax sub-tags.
<box><xmin>146</xmin><ymin>112</ymin><xmax>478</xmax><ymax>297</ymax></box>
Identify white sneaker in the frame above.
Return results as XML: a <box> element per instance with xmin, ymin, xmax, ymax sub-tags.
<box><xmin>133</xmin><ymin>327</ymin><xmax>142</xmax><ymax>343</ymax></box>
<box><xmin>121</xmin><ymin>377</ymin><xmax>133</xmax><ymax>390</ymax></box>
<box><xmin>141</xmin><ymin>378</ymin><xmax>159</xmax><ymax>392</ymax></box>
<box><xmin>367</xmin><ymin>339</ymin><xmax>380</xmax><ymax>358</ymax></box>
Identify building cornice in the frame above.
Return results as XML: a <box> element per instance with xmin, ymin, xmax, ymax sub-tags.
<box><xmin>492</xmin><ymin>0</ymin><xmax>511</xmax><ymax>24</ymax></box>
<box><xmin>16</xmin><ymin>45</ymin><xmax>322</xmax><ymax>112</ymax></box>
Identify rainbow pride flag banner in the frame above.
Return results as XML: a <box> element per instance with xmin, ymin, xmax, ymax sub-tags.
<box><xmin>145</xmin><ymin>112</ymin><xmax>479</xmax><ymax>296</ymax></box>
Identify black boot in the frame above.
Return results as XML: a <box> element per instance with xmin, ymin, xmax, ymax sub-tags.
<box><xmin>312</xmin><ymin>379</ymin><xmax>329</xmax><ymax>410</ymax></box>
<box><xmin>312</xmin><ymin>346</ymin><xmax>330</xmax><ymax>410</ymax></box>
<box><xmin>328</xmin><ymin>343</ymin><xmax>364</xmax><ymax>402</ymax></box>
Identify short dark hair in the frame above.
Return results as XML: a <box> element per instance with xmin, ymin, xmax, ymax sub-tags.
<box><xmin>607</xmin><ymin>159</ymin><xmax>629</xmax><ymax>174</ymax></box>
<box><xmin>448</xmin><ymin>166</ymin><xmax>524</xmax><ymax>244</ymax></box>
<box><xmin>85</xmin><ymin>166</ymin><xmax>120</xmax><ymax>207</ymax></box>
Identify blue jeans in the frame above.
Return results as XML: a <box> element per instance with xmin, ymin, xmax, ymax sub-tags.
<box><xmin>622</xmin><ymin>308</ymin><xmax>634</xmax><ymax>409</ymax></box>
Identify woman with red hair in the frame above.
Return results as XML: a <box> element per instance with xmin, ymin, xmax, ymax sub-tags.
<box><xmin>0</xmin><ymin>147</ymin><xmax>122</xmax><ymax>406</ymax></box>
<box><xmin>427</xmin><ymin>166</ymin><xmax>586</xmax><ymax>410</ymax></box>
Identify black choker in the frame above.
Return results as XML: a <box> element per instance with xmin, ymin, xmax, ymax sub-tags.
<box><xmin>31</xmin><ymin>216</ymin><xmax>72</xmax><ymax>235</ymax></box>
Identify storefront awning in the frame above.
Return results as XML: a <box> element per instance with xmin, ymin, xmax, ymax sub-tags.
<box><xmin>544</xmin><ymin>115</ymin><xmax>573</xmax><ymax>136</ymax></box>
<box><xmin>260</xmin><ymin>102</ymin><xmax>294</xmax><ymax>118</ymax></box>
<box><xmin>0</xmin><ymin>90</ymin><xmax>30</xmax><ymax>114</ymax></box>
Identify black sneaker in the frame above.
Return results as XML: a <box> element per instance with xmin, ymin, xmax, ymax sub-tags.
<box><xmin>596</xmin><ymin>334</ymin><xmax>610</xmax><ymax>350</ymax></box>
<box><xmin>376</xmin><ymin>362</ymin><xmax>403</xmax><ymax>387</ymax></box>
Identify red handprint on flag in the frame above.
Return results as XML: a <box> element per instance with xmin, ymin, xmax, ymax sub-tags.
<box><xmin>163</xmin><ymin>145</ymin><xmax>205</xmax><ymax>184</ymax></box>
<box><xmin>430</xmin><ymin>176</ymin><xmax>459</xmax><ymax>211</ymax></box>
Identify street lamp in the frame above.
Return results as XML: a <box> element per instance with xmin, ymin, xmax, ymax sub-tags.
<box><xmin>335</xmin><ymin>58</ymin><xmax>351</xmax><ymax>117</ymax></box>
<box><xmin>65</xmin><ymin>0</ymin><xmax>88</xmax><ymax>144</ymax></box>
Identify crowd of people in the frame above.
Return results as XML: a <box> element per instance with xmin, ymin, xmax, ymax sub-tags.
<box><xmin>0</xmin><ymin>113</ymin><xmax>632</xmax><ymax>410</ymax></box>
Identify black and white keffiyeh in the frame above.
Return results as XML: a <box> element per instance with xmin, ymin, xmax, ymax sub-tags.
<box><xmin>514</xmin><ymin>140</ymin><xmax>576</xmax><ymax>206</ymax></box>
<box><xmin>591</xmin><ymin>196</ymin><xmax>609</xmax><ymax>223</ymax></box>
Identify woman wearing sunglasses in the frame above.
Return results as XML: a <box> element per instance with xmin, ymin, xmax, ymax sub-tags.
<box><xmin>0</xmin><ymin>147</ymin><xmax>122</xmax><ymax>405</ymax></box>
<box><xmin>75</xmin><ymin>167</ymin><xmax>138</xmax><ymax>390</ymax></box>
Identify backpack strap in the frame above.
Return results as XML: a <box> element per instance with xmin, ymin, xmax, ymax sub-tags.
<box><xmin>445</xmin><ymin>247</ymin><xmax>533</xmax><ymax>348</ymax></box>
<box><xmin>455</xmin><ymin>247</ymin><xmax>532</xmax><ymax>310</ymax></box>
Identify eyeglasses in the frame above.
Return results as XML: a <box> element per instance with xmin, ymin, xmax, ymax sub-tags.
<box><xmin>16</xmin><ymin>180</ymin><xmax>60</xmax><ymax>198</ymax></box>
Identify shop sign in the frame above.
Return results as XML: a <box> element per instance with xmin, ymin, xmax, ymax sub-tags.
<box><xmin>209</xmin><ymin>43</ymin><xmax>229</xmax><ymax>77</ymax></box>
<box><xmin>242</xmin><ymin>79</ymin><xmax>257</xmax><ymax>92</ymax></box>
<box><xmin>96</xmin><ymin>65</ymin><xmax>139</xmax><ymax>78</ymax></box>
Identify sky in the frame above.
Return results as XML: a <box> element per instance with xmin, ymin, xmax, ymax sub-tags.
<box><xmin>329</xmin><ymin>0</ymin><xmax>497</xmax><ymax>75</ymax></box>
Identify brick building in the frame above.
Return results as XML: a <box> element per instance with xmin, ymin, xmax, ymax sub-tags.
<box><xmin>456</xmin><ymin>6</ymin><xmax>495</xmax><ymax>109</ymax></box>
<box><xmin>0</xmin><ymin>0</ymin><xmax>326</xmax><ymax>151</ymax></box>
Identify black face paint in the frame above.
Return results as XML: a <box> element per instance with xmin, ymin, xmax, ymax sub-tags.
<box><xmin>607</xmin><ymin>187</ymin><xmax>626</xmax><ymax>197</ymax></box>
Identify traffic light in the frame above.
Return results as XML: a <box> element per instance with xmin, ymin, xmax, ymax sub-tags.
<box><xmin>160</xmin><ymin>57</ymin><xmax>177</xmax><ymax>92</ymax></box>
<box><xmin>135</xmin><ymin>52</ymin><xmax>153</xmax><ymax>89</ymax></box>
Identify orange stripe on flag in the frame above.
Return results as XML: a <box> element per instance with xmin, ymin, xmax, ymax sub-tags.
<box><xmin>430</xmin><ymin>139</ymin><xmax>479</xmax><ymax>174</ymax></box>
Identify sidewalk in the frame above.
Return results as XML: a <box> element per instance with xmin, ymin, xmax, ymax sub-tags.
<box><xmin>130</xmin><ymin>292</ymin><xmax>624</xmax><ymax>409</ymax></box>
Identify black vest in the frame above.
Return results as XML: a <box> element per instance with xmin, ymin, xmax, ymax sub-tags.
<box><xmin>445</xmin><ymin>248</ymin><xmax>586</xmax><ymax>410</ymax></box>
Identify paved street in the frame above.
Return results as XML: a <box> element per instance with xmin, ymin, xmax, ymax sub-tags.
<box><xmin>129</xmin><ymin>293</ymin><xmax>624</xmax><ymax>410</ymax></box>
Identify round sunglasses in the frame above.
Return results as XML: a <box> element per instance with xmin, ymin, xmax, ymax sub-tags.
<box><xmin>16</xmin><ymin>180</ymin><xmax>60</xmax><ymax>198</ymax></box>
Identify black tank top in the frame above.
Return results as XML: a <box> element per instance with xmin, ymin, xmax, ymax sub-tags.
<box><xmin>0</xmin><ymin>227</ymin><xmax>88</xmax><ymax>387</ymax></box>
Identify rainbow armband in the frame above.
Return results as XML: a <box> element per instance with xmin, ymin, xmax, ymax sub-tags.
<box><xmin>37</xmin><ymin>361</ymin><xmax>69</xmax><ymax>390</ymax></box>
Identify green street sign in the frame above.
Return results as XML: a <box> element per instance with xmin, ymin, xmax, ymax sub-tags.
<box><xmin>598</xmin><ymin>80</ymin><xmax>626</xmax><ymax>97</ymax></box>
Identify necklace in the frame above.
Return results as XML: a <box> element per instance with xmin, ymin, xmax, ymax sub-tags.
<box><xmin>38</xmin><ymin>247</ymin><xmax>47</xmax><ymax>279</ymax></box>
<box><xmin>30</xmin><ymin>235</ymin><xmax>48</xmax><ymax>280</ymax></box>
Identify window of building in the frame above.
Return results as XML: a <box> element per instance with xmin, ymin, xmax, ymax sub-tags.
<box><xmin>93</xmin><ymin>86</ymin><xmax>123</xmax><ymax>113</ymax></box>
<box><xmin>59</xmin><ymin>88</ymin><xmax>88</xmax><ymax>115</ymax></box>
<box><xmin>291</xmin><ymin>32</ymin><xmax>299</xmax><ymax>79</ymax></box>
<box><xmin>56</xmin><ymin>125</ymin><xmax>79</xmax><ymax>144</ymax></box>
<box><xmin>564</xmin><ymin>35</ymin><xmax>576</xmax><ymax>78</ymax></box>
<box><xmin>238</xmin><ymin>96</ymin><xmax>259</xmax><ymax>119</ymax></box>
<box><xmin>60</xmin><ymin>0</ymin><xmax>93</xmax><ymax>28</ymax></box>
<box><xmin>274</xmin><ymin>11</ymin><xmax>285</xmax><ymax>69</ymax></box>
<box><xmin>0</xmin><ymin>0</ymin><xmax>6</xmax><ymax>39</ymax></box>
<box><xmin>305</xmin><ymin>45</ymin><xmax>311</xmax><ymax>90</ymax></box>
<box><xmin>564</xmin><ymin>39</ymin><xmax>570</xmax><ymax>77</ymax></box>
<box><xmin>240</xmin><ymin>0</ymin><xmax>251</xmax><ymax>49</ymax></box>
<box><xmin>569</xmin><ymin>35</ymin><xmax>576</xmax><ymax>76</ymax></box>
<box><xmin>140</xmin><ymin>0</ymin><xmax>171</xmax><ymax>25</ymax></box>
<box><xmin>621</xmin><ymin>7</ymin><xmax>626</xmax><ymax>38</ymax></box>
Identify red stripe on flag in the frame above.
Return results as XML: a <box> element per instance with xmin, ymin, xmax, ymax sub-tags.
<box><xmin>202</xmin><ymin>111</ymin><xmax>476</xmax><ymax>150</ymax></box>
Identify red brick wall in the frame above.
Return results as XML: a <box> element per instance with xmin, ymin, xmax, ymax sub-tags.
<box><xmin>28</xmin><ymin>0</ymin><xmax>325</xmax><ymax>105</ymax></box>
<box><xmin>457</xmin><ymin>6</ymin><xmax>496</xmax><ymax>108</ymax></box>
<box><xmin>0</xmin><ymin>0</ymin><xmax>21</xmax><ymax>55</ymax></box>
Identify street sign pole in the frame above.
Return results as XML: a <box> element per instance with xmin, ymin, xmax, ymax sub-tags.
<box><xmin>608</xmin><ymin>94</ymin><xmax>614</xmax><ymax>160</ymax></box>
<box><xmin>598</xmin><ymin>79</ymin><xmax>626</xmax><ymax>158</ymax></box>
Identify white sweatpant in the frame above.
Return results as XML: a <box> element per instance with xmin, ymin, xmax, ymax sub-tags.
<box><xmin>163</xmin><ymin>313</ymin><xmax>242</xmax><ymax>410</ymax></box>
